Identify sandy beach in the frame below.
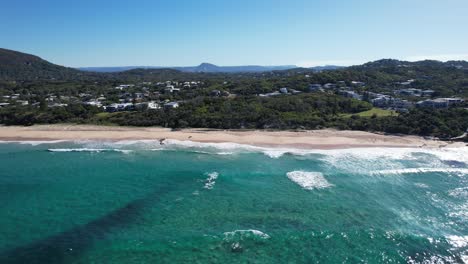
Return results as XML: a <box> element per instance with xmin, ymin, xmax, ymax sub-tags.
<box><xmin>0</xmin><ymin>124</ymin><xmax>464</xmax><ymax>149</ymax></box>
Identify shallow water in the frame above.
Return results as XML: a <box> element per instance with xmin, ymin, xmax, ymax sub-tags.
<box><xmin>0</xmin><ymin>140</ymin><xmax>467</xmax><ymax>263</ymax></box>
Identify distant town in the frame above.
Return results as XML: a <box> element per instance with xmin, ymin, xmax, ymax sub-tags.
<box><xmin>1</xmin><ymin>78</ymin><xmax>464</xmax><ymax>113</ymax></box>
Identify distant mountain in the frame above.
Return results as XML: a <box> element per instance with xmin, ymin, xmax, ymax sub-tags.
<box><xmin>0</xmin><ymin>48</ymin><xmax>187</xmax><ymax>81</ymax></box>
<box><xmin>79</xmin><ymin>63</ymin><xmax>298</xmax><ymax>73</ymax></box>
<box><xmin>2</xmin><ymin>48</ymin><xmax>467</xmax><ymax>82</ymax></box>
<box><xmin>175</xmin><ymin>63</ymin><xmax>298</xmax><ymax>73</ymax></box>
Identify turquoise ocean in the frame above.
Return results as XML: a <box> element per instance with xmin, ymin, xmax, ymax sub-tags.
<box><xmin>0</xmin><ymin>140</ymin><xmax>467</xmax><ymax>263</ymax></box>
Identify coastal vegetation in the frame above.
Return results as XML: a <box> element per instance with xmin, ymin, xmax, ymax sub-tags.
<box><xmin>341</xmin><ymin>108</ymin><xmax>397</xmax><ymax>118</ymax></box>
<box><xmin>0</xmin><ymin>48</ymin><xmax>467</xmax><ymax>140</ymax></box>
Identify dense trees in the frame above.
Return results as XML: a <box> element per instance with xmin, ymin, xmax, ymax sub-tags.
<box><xmin>3</xmin><ymin>94</ymin><xmax>465</xmax><ymax>139</ymax></box>
<box><xmin>96</xmin><ymin>94</ymin><xmax>372</xmax><ymax>129</ymax></box>
<box><xmin>1</xmin><ymin>49</ymin><xmax>467</xmax><ymax>139</ymax></box>
<box><xmin>0</xmin><ymin>104</ymin><xmax>100</xmax><ymax>126</ymax></box>
<box><xmin>339</xmin><ymin>108</ymin><xmax>468</xmax><ymax>138</ymax></box>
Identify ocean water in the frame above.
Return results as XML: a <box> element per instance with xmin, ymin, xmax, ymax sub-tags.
<box><xmin>0</xmin><ymin>140</ymin><xmax>467</xmax><ymax>263</ymax></box>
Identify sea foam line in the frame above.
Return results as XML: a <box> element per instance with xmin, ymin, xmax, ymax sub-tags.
<box><xmin>48</xmin><ymin>148</ymin><xmax>132</xmax><ymax>154</ymax></box>
<box><xmin>0</xmin><ymin>140</ymin><xmax>68</xmax><ymax>146</ymax></box>
<box><xmin>371</xmin><ymin>168</ymin><xmax>468</xmax><ymax>175</ymax></box>
<box><xmin>4</xmin><ymin>138</ymin><xmax>467</xmax><ymax>164</ymax></box>
<box><xmin>159</xmin><ymin>140</ymin><xmax>468</xmax><ymax>163</ymax></box>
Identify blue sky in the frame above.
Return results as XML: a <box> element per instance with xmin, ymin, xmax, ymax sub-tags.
<box><xmin>1</xmin><ymin>0</ymin><xmax>467</xmax><ymax>67</ymax></box>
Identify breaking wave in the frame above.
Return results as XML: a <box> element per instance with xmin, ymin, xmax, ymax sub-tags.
<box><xmin>448</xmin><ymin>187</ymin><xmax>468</xmax><ymax>199</ymax></box>
<box><xmin>3</xmin><ymin>139</ymin><xmax>467</xmax><ymax>167</ymax></box>
<box><xmin>48</xmin><ymin>148</ymin><xmax>132</xmax><ymax>154</ymax></box>
<box><xmin>0</xmin><ymin>140</ymin><xmax>67</xmax><ymax>146</ymax></box>
<box><xmin>445</xmin><ymin>235</ymin><xmax>468</xmax><ymax>263</ymax></box>
<box><xmin>286</xmin><ymin>171</ymin><xmax>333</xmax><ymax>190</ymax></box>
<box><xmin>371</xmin><ymin>168</ymin><xmax>468</xmax><ymax>176</ymax></box>
<box><xmin>223</xmin><ymin>230</ymin><xmax>271</xmax><ymax>241</ymax></box>
<box><xmin>203</xmin><ymin>172</ymin><xmax>219</xmax><ymax>190</ymax></box>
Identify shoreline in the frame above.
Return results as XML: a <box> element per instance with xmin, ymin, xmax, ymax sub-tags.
<box><xmin>0</xmin><ymin>124</ymin><xmax>465</xmax><ymax>150</ymax></box>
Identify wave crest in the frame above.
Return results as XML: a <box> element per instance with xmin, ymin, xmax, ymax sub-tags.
<box><xmin>204</xmin><ymin>172</ymin><xmax>219</xmax><ymax>190</ymax></box>
<box><xmin>371</xmin><ymin>168</ymin><xmax>468</xmax><ymax>176</ymax></box>
<box><xmin>48</xmin><ymin>148</ymin><xmax>132</xmax><ymax>154</ymax></box>
<box><xmin>286</xmin><ymin>171</ymin><xmax>333</xmax><ymax>190</ymax></box>
<box><xmin>223</xmin><ymin>230</ymin><xmax>270</xmax><ymax>241</ymax></box>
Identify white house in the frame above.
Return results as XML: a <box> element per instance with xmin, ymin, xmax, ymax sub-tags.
<box><xmin>147</xmin><ymin>101</ymin><xmax>160</xmax><ymax>109</ymax></box>
<box><xmin>416</xmin><ymin>98</ymin><xmax>464</xmax><ymax>109</ymax></box>
<box><xmin>351</xmin><ymin>81</ymin><xmax>365</xmax><ymax>86</ymax></box>
<box><xmin>84</xmin><ymin>100</ymin><xmax>103</xmax><ymax>107</ymax></box>
<box><xmin>164</xmin><ymin>102</ymin><xmax>179</xmax><ymax>109</ymax></box>
<box><xmin>16</xmin><ymin>100</ymin><xmax>29</xmax><ymax>106</ymax></box>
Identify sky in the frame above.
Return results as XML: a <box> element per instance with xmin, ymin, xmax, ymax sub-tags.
<box><xmin>1</xmin><ymin>0</ymin><xmax>468</xmax><ymax>67</ymax></box>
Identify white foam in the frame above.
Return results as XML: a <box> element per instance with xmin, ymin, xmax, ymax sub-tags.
<box><xmin>9</xmin><ymin>138</ymin><xmax>468</xmax><ymax>164</ymax></box>
<box><xmin>0</xmin><ymin>140</ymin><xmax>68</xmax><ymax>146</ymax></box>
<box><xmin>162</xmin><ymin>141</ymin><xmax>468</xmax><ymax>165</ymax></box>
<box><xmin>371</xmin><ymin>168</ymin><xmax>468</xmax><ymax>176</ymax></box>
<box><xmin>6</xmin><ymin>138</ymin><xmax>468</xmax><ymax>167</ymax></box>
<box><xmin>223</xmin><ymin>230</ymin><xmax>270</xmax><ymax>241</ymax></box>
<box><xmin>286</xmin><ymin>171</ymin><xmax>333</xmax><ymax>190</ymax></box>
<box><xmin>312</xmin><ymin>147</ymin><xmax>468</xmax><ymax>175</ymax></box>
<box><xmin>414</xmin><ymin>183</ymin><xmax>430</xmax><ymax>188</ymax></box>
<box><xmin>204</xmin><ymin>172</ymin><xmax>219</xmax><ymax>189</ymax></box>
<box><xmin>48</xmin><ymin>148</ymin><xmax>132</xmax><ymax>154</ymax></box>
<box><xmin>449</xmin><ymin>187</ymin><xmax>468</xmax><ymax>199</ymax></box>
<box><xmin>407</xmin><ymin>255</ymin><xmax>458</xmax><ymax>264</ymax></box>
<box><xmin>161</xmin><ymin>139</ymin><xmax>312</xmax><ymax>158</ymax></box>
<box><xmin>462</xmin><ymin>255</ymin><xmax>468</xmax><ymax>264</ymax></box>
<box><xmin>446</xmin><ymin>235</ymin><xmax>468</xmax><ymax>248</ymax></box>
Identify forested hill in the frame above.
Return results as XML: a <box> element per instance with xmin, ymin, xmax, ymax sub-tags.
<box><xmin>1</xmin><ymin>48</ymin><xmax>468</xmax><ymax>97</ymax></box>
<box><xmin>0</xmin><ymin>48</ymin><xmax>86</xmax><ymax>81</ymax></box>
<box><xmin>0</xmin><ymin>48</ymin><xmax>200</xmax><ymax>82</ymax></box>
<box><xmin>343</xmin><ymin>59</ymin><xmax>468</xmax><ymax>96</ymax></box>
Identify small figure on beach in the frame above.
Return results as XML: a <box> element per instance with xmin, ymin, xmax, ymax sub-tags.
<box><xmin>159</xmin><ymin>138</ymin><xmax>166</xmax><ymax>145</ymax></box>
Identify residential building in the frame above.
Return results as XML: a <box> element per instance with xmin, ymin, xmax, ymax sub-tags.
<box><xmin>421</xmin><ymin>90</ymin><xmax>435</xmax><ymax>97</ymax></box>
<box><xmin>339</xmin><ymin>90</ymin><xmax>362</xmax><ymax>100</ymax></box>
<box><xmin>135</xmin><ymin>101</ymin><xmax>161</xmax><ymax>110</ymax></box>
<box><xmin>211</xmin><ymin>90</ymin><xmax>221</xmax><ymax>96</ymax></box>
<box><xmin>323</xmin><ymin>83</ymin><xmax>337</xmax><ymax>89</ymax></box>
<box><xmin>395</xmin><ymin>88</ymin><xmax>422</xmax><ymax>96</ymax></box>
<box><xmin>259</xmin><ymin>92</ymin><xmax>281</xmax><ymax>97</ymax></box>
<box><xmin>416</xmin><ymin>98</ymin><xmax>464</xmax><ymax>108</ymax></box>
<box><xmin>16</xmin><ymin>100</ymin><xmax>29</xmax><ymax>106</ymax></box>
<box><xmin>309</xmin><ymin>84</ymin><xmax>323</xmax><ymax>92</ymax></box>
<box><xmin>164</xmin><ymin>102</ymin><xmax>179</xmax><ymax>109</ymax></box>
<box><xmin>351</xmin><ymin>81</ymin><xmax>366</xmax><ymax>86</ymax></box>
<box><xmin>279</xmin><ymin>87</ymin><xmax>288</xmax><ymax>94</ymax></box>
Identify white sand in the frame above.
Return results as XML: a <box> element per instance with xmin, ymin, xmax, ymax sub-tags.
<box><xmin>0</xmin><ymin>124</ymin><xmax>464</xmax><ymax>150</ymax></box>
